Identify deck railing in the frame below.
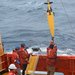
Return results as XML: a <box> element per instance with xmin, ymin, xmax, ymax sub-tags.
<box><xmin>0</xmin><ymin>54</ymin><xmax>8</xmax><ymax>72</ymax></box>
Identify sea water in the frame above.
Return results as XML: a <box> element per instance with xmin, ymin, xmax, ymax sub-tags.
<box><xmin>0</xmin><ymin>0</ymin><xmax>75</xmax><ymax>54</ymax></box>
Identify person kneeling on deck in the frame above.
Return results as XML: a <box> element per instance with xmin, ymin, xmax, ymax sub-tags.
<box><xmin>8</xmin><ymin>64</ymin><xmax>17</xmax><ymax>75</ymax></box>
<box><xmin>47</xmin><ymin>40</ymin><xmax>57</xmax><ymax>75</ymax></box>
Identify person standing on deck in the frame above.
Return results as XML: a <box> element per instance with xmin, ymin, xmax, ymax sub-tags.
<box><xmin>47</xmin><ymin>40</ymin><xmax>57</xmax><ymax>75</ymax></box>
<box><xmin>10</xmin><ymin>49</ymin><xmax>21</xmax><ymax>75</ymax></box>
<box><xmin>18</xmin><ymin>43</ymin><xmax>29</xmax><ymax>75</ymax></box>
<box><xmin>14</xmin><ymin>47</ymin><xmax>21</xmax><ymax>75</ymax></box>
<box><xmin>7</xmin><ymin>48</ymin><xmax>21</xmax><ymax>75</ymax></box>
<box><xmin>11</xmin><ymin>50</ymin><xmax>19</xmax><ymax>64</ymax></box>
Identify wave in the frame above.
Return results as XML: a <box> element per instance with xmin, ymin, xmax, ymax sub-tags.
<box><xmin>58</xmin><ymin>48</ymin><xmax>75</xmax><ymax>55</ymax></box>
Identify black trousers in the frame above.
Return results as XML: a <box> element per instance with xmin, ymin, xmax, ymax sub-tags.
<box><xmin>22</xmin><ymin>64</ymin><xmax>27</xmax><ymax>75</ymax></box>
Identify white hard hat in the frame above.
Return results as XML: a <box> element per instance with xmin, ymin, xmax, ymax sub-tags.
<box><xmin>8</xmin><ymin>64</ymin><xmax>17</xmax><ymax>69</ymax></box>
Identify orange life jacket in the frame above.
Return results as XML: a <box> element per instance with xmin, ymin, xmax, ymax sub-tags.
<box><xmin>8</xmin><ymin>71</ymin><xmax>16</xmax><ymax>75</ymax></box>
<box><xmin>18</xmin><ymin>49</ymin><xmax>29</xmax><ymax>68</ymax></box>
<box><xmin>47</xmin><ymin>48</ymin><xmax>57</xmax><ymax>59</ymax></box>
<box><xmin>11</xmin><ymin>52</ymin><xmax>19</xmax><ymax>63</ymax></box>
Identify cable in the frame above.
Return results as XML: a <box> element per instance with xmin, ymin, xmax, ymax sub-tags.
<box><xmin>60</xmin><ymin>0</ymin><xmax>74</xmax><ymax>33</ymax></box>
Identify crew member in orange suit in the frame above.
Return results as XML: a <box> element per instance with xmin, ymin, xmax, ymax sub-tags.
<box><xmin>47</xmin><ymin>40</ymin><xmax>57</xmax><ymax>75</ymax></box>
<box><xmin>14</xmin><ymin>47</ymin><xmax>21</xmax><ymax>75</ymax></box>
<box><xmin>11</xmin><ymin>49</ymin><xmax>21</xmax><ymax>75</ymax></box>
<box><xmin>11</xmin><ymin>50</ymin><xmax>19</xmax><ymax>64</ymax></box>
<box><xmin>18</xmin><ymin>43</ymin><xmax>29</xmax><ymax>75</ymax></box>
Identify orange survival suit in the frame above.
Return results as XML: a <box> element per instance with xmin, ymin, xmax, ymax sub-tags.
<box><xmin>47</xmin><ymin>41</ymin><xmax>57</xmax><ymax>75</ymax></box>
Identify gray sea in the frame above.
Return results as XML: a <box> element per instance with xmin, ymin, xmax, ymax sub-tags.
<box><xmin>0</xmin><ymin>0</ymin><xmax>75</xmax><ymax>55</ymax></box>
